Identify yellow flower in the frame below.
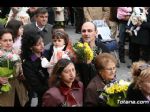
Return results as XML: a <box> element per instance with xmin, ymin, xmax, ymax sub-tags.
<box><xmin>73</xmin><ymin>42</ymin><xmax>94</xmax><ymax>63</ymax></box>
<box><xmin>100</xmin><ymin>80</ymin><xmax>131</xmax><ymax>107</ymax></box>
<box><xmin>77</xmin><ymin>42</ymin><xmax>83</xmax><ymax>48</ymax></box>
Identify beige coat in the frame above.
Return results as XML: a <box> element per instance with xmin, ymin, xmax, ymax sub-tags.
<box><xmin>0</xmin><ymin>62</ymin><xmax>29</xmax><ymax>107</ymax></box>
<box><xmin>83</xmin><ymin>7</ymin><xmax>110</xmax><ymax>22</ymax></box>
<box><xmin>53</xmin><ymin>7</ymin><xmax>65</xmax><ymax>21</ymax></box>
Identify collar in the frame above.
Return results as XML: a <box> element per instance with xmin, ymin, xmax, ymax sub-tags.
<box><xmin>98</xmin><ymin>73</ymin><xmax>116</xmax><ymax>85</ymax></box>
<box><xmin>59</xmin><ymin>80</ymin><xmax>81</xmax><ymax>96</ymax></box>
<box><xmin>35</xmin><ymin>22</ymin><xmax>45</xmax><ymax>31</ymax></box>
<box><xmin>30</xmin><ymin>52</ymin><xmax>43</xmax><ymax>62</ymax></box>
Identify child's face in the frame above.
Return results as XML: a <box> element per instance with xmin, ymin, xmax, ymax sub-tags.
<box><xmin>53</xmin><ymin>38</ymin><xmax>65</xmax><ymax>48</ymax></box>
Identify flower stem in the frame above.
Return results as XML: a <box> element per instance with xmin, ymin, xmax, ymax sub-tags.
<box><xmin>7</xmin><ymin>60</ymin><xmax>9</xmax><ymax>69</ymax></box>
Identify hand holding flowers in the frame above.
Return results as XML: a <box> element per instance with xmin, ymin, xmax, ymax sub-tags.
<box><xmin>99</xmin><ymin>80</ymin><xmax>131</xmax><ymax>107</ymax></box>
<box><xmin>73</xmin><ymin>42</ymin><xmax>94</xmax><ymax>63</ymax></box>
<box><xmin>0</xmin><ymin>49</ymin><xmax>20</xmax><ymax>93</ymax></box>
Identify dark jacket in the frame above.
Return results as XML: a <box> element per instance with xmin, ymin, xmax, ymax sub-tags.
<box><xmin>84</xmin><ymin>74</ymin><xmax>116</xmax><ymax>106</ymax></box>
<box><xmin>122</xmin><ymin>83</ymin><xmax>150</xmax><ymax>107</ymax></box>
<box><xmin>42</xmin><ymin>80</ymin><xmax>83</xmax><ymax>107</ymax></box>
<box><xmin>22</xmin><ymin>54</ymin><xmax>49</xmax><ymax>106</ymax></box>
<box><xmin>23</xmin><ymin>22</ymin><xmax>52</xmax><ymax>46</ymax></box>
<box><xmin>130</xmin><ymin>8</ymin><xmax>150</xmax><ymax>46</ymax></box>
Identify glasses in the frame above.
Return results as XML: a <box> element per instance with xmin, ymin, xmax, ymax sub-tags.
<box><xmin>104</xmin><ymin>67</ymin><xmax>116</xmax><ymax>71</ymax></box>
<box><xmin>81</xmin><ymin>29</ymin><xmax>93</xmax><ymax>33</ymax></box>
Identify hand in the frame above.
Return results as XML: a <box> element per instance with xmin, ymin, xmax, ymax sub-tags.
<box><xmin>87</xmin><ymin>60</ymin><xmax>92</xmax><ymax>64</ymax></box>
<box><xmin>0</xmin><ymin>77</ymin><xmax>8</xmax><ymax>84</ymax></box>
<box><xmin>17</xmin><ymin>72</ymin><xmax>25</xmax><ymax>80</ymax></box>
<box><xmin>136</xmin><ymin>21</ymin><xmax>142</xmax><ymax>26</ymax></box>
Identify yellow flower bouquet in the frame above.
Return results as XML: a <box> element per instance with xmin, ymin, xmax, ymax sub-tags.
<box><xmin>99</xmin><ymin>80</ymin><xmax>131</xmax><ymax>107</ymax></box>
<box><xmin>73</xmin><ymin>42</ymin><xmax>94</xmax><ymax>63</ymax></box>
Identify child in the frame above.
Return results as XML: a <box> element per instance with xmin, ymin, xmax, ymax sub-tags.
<box><xmin>41</xmin><ymin>30</ymin><xmax>76</xmax><ymax>76</ymax></box>
<box><xmin>126</xmin><ymin>7</ymin><xmax>148</xmax><ymax>36</ymax></box>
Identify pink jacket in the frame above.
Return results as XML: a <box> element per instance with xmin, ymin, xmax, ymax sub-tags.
<box><xmin>117</xmin><ymin>7</ymin><xmax>132</xmax><ymax>20</ymax></box>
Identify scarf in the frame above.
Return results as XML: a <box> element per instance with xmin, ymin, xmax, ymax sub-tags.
<box><xmin>59</xmin><ymin>80</ymin><xmax>81</xmax><ymax>107</ymax></box>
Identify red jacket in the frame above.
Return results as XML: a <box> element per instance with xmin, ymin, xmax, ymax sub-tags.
<box><xmin>42</xmin><ymin>80</ymin><xmax>83</xmax><ymax>107</ymax></box>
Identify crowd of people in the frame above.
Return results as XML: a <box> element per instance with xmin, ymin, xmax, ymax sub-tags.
<box><xmin>0</xmin><ymin>7</ymin><xmax>150</xmax><ymax>107</ymax></box>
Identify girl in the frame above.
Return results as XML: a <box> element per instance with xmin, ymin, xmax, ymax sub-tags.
<box><xmin>21</xmin><ymin>31</ymin><xmax>49</xmax><ymax>107</ymax></box>
<box><xmin>41</xmin><ymin>30</ymin><xmax>76</xmax><ymax>76</ymax></box>
<box><xmin>0</xmin><ymin>28</ymin><xmax>28</xmax><ymax>106</ymax></box>
<box><xmin>42</xmin><ymin>59</ymin><xmax>83</xmax><ymax>107</ymax></box>
<box><xmin>5</xmin><ymin>19</ymin><xmax>24</xmax><ymax>53</ymax></box>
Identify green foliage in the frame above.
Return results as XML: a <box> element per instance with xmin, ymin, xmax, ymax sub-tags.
<box><xmin>0</xmin><ymin>18</ymin><xmax>7</xmax><ymax>25</ymax></box>
<box><xmin>0</xmin><ymin>83</ymin><xmax>11</xmax><ymax>93</ymax></box>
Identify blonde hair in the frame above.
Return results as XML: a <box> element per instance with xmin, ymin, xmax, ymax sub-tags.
<box><xmin>131</xmin><ymin>61</ymin><xmax>150</xmax><ymax>89</ymax></box>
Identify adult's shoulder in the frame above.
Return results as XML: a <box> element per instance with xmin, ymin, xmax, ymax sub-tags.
<box><xmin>42</xmin><ymin>86</ymin><xmax>64</xmax><ymax>107</ymax></box>
<box><xmin>44</xmin><ymin>86</ymin><xmax>64</xmax><ymax>102</ymax></box>
<box><xmin>23</xmin><ymin>22</ymin><xmax>35</xmax><ymax>28</ymax></box>
<box><xmin>86</xmin><ymin>75</ymin><xmax>104</xmax><ymax>91</ymax></box>
<box><xmin>23</xmin><ymin>22</ymin><xmax>36</xmax><ymax>33</ymax></box>
<box><xmin>45</xmin><ymin>23</ymin><xmax>53</xmax><ymax>29</ymax></box>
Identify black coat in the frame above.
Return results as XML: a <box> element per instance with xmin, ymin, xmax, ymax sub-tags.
<box><xmin>121</xmin><ymin>83</ymin><xmax>150</xmax><ymax>107</ymax></box>
<box><xmin>130</xmin><ymin>8</ymin><xmax>150</xmax><ymax>46</ymax></box>
<box><xmin>22</xmin><ymin>55</ymin><xmax>49</xmax><ymax>106</ymax></box>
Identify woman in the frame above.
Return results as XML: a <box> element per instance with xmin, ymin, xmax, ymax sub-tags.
<box><xmin>21</xmin><ymin>31</ymin><xmax>49</xmax><ymax>107</ymax></box>
<box><xmin>42</xmin><ymin>59</ymin><xmax>83</xmax><ymax>107</ymax></box>
<box><xmin>5</xmin><ymin>19</ymin><xmax>24</xmax><ymax>53</ymax></box>
<box><xmin>84</xmin><ymin>53</ymin><xmax>117</xmax><ymax>106</ymax></box>
<box><xmin>0</xmin><ymin>28</ymin><xmax>28</xmax><ymax>106</ymax></box>
<box><xmin>124</xmin><ymin>61</ymin><xmax>150</xmax><ymax>106</ymax></box>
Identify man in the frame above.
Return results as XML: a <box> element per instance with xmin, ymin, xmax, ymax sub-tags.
<box><xmin>81</xmin><ymin>22</ymin><xmax>109</xmax><ymax>54</ymax></box>
<box><xmin>24</xmin><ymin>7</ymin><xmax>52</xmax><ymax>49</ymax></box>
<box><xmin>75</xmin><ymin>22</ymin><xmax>109</xmax><ymax>88</ymax></box>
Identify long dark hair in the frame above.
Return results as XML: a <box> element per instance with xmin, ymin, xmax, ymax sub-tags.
<box><xmin>21</xmin><ymin>31</ymin><xmax>43</xmax><ymax>60</ymax></box>
<box><xmin>48</xmin><ymin>59</ymin><xmax>73</xmax><ymax>87</ymax></box>
<box><xmin>5</xmin><ymin>19</ymin><xmax>23</xmax><ymax>41</ymax></box>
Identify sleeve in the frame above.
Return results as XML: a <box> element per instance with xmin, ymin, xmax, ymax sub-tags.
<box><xmin>84</xmin><ymin>84</ymin><xmax>99</xmax><ymax>106</ymax></box>
<box><xmin>75</xmin><ymin>63</ymin><xmax>96</xmax><ymax>88</ymax></box>
<box><xmin>42</xmin><ymin>92</ymin><xmax>58</xmax><ymax>107</ymax></box>
<box><xmin>97</xmin><ymin>40</ymin><xmax>110</xmax><ymax>53</ymax></box>
<box><xmin>42</xmin><ymin>88</ymin><xmax>63</xmax><ymax>107</ymax></box>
